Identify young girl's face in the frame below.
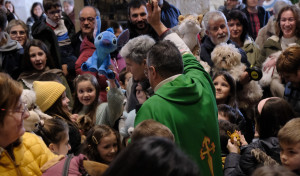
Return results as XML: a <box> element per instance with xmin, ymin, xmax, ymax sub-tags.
<box><xmin>213</xmin><ymin>75</ymin><xmax>231</xmax><ymax>103</ymax></box>
<box><xmin>97</xmin><ymin>133</ymin><xmax>118</xmax><ymax>164</ymax></box>
<box><xmin>61</xmin><ymin>92</ymin><xmax>70</xmax><ymax>111</ymax></box>
<box><xmin>77</xmin><ymin>80</ymin><xmax>96</xmax><ymax>106</ymax></box>
<box><xmin>218</xmin><ymin>112</ymin><xmax>229</xmax><ymax>121</ymax></box>
<box><xmin>50</xmin><ymin>130</ymin><xmax>71</xmax><ymax>155</ymax></box>
<box><xmin>30</xmin><ymin>46</ymin><xmax>47</xmax><ymax>71</ymax></box>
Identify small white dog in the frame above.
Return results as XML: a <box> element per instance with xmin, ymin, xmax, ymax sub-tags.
<box><xmin>259</xmin><ymin>51</ymin><xmax>284</xmax><ymax>97</ymax></box>
<box><xmin>211</xmin><ymin>43</ymin><xmax>263</xmax><ymax>109</ymax></box>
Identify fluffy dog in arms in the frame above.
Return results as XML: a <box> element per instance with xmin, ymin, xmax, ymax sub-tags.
<box><xmin>211</xmin><ymin>43</ymin><xmax>263</xmax><ymax>109</ymax></box>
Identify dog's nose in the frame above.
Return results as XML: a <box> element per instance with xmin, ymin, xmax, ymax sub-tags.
<box><xmin>222</xmin><ymin>57</ymin><xmax>226</xmax><ymax>60</ymax></box>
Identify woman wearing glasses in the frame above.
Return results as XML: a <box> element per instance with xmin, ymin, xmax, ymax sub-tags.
<box><xmin>257</xmin><ymin>5</ymin><xmax>300</xmax><ymax>97</ymax></box>
<box><xmin>0</xmin><ymin>72</ymin><xmax>56</xmax><ymax>175</ymax></box>
<box><xmin>6</xmin><ymin>19</ymin><xmax>29</xmax><ymax>47</ymax></box>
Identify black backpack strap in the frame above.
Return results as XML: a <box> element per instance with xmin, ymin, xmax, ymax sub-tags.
<box><xmin>62</xmin><ymin>154</ymin><xmax>74</xmax><ymax>176</ymax></box>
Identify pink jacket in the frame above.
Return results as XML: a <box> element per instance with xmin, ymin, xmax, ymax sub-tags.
<box><xmin>42</xmin><ymin>154</ymin><xmax>87</xmax><ymax>176</ymax></box>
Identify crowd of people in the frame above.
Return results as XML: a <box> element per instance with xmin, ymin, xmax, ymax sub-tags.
<box><xmin>0</xmin><ymin>0</ymin><xmax>300</xmax><ymax>175</ymax></box>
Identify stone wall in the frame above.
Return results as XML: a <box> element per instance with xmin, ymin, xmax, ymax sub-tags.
<box><xmin>10</xmin><ymin>0</ymin><xmax>43</xmax><ymax>23</ymax></box>
<box><xmin>166</xmin><ymin>0</ymin><xmax>224</xmax><ymax>15</ymax></box>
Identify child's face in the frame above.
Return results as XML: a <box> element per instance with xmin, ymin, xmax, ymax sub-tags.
<box><xmin>5</xmin><ymin>3</ymin><xmax>13</xmax><ymax>13</ymax></box>
<box><xmin>120</xmin><ymin>72</ymin><xmax>132</xmax><ymax>89</ymax></box>
<box><xmin>46</xmin><ymin>6</ymin><xmax>62</xmax><ymax>23</ymax></box>
<box><xmin>124</xmin><ymin>72</ymin><xmax>132</xmax><ymax>89</ymax></box>
<box><xmin>77</xmin><ymin>80</ymin><xmax>96</xmax><ymax>106</ymax></box>
<box><xmin>30</xmin><ymin>46</ymin><xmax>47</xmax><ymax>71</ymax></box>
<box><xmin>281</xmin><ymin>70</ymin><xmax>300</xmax><ymax>87</ymax></box>
<box><xmin>61</xmin><ymin>92</ymin><xmax>70</xmax><ymax>111</ymax></box>
<box><xmin>213</xmin><ymin>75</ymin><xmax>231</xmax><ymax>103</ymax></box>
<box><xmin>50</xmin><ymin>130</ymin><xmax>71</xmax><ymax>155</ymax></box>
<box><xmin>280</xmin><ymin>142</ymin><xmax>300</xmax><ymax>172</ymax></box>
<box><xmin>97</xmin><ymin>133</ymin><xmax>118</xmax><ymax>164</ymax></box>
<box><xmin>218</xmin><ymin>112</ymin><xmax>229</xmax><ymax>121</ymax></box>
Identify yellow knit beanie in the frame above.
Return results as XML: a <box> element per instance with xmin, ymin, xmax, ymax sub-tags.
<box><xmin>33</xmin><ymin>81</ymin><xmax>66</xmax><ymax>112</ymax></box>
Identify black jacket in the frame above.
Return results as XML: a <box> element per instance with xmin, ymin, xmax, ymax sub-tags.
<box><xmin>127</xmin><ymin>21</ymin><xmax>159</xmax><ymax>41</ymax></box>
<box><xmin>242</xmin><ymin>6</ymin><xmax>270</xmax><ymax>40</ymax></box>
<box><xmin>71</xmin><ymin>31</ymin><xmax>83</xmax><ymax>58</ymax></box>
<box><xmin>32</xmin><ymin>12</ymin><xmax>75</xmax><ymax>69</ymax></box>
<box><xmin>0</xmin><ymin>33</ymin><xmax>23</xmax><ymax>80</ymax></box>
<box><xmin>224</xmin><ymin>137</ymin><xmax>280</xmax><ymax>176</ymax></box>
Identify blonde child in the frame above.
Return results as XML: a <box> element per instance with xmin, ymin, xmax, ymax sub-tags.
<box><xmin>72</xmin><ymin>74</ymin><xmax>124</xmax><ymax>134</ymax></box>
<box><xmin>131</xmin><ymin>119</ymin><xmax>174</xmax><ymax>143</ymax></box>
<box><xmin>35</xmin><ymin>118</ymin><xmax>71</xmax><ymax>155</ymax></box>
<box><xmin>81</xmin><ymin>125</ymin><xmax>121</xmax><ymax>164</ymax></box>
<box><xmin>278</xmin><ymin>118</ymin><xmax>300</xmax><ymax>174</ymax></box>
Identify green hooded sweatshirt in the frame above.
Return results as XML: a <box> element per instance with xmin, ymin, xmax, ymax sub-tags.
<box><xmin>135</xmin><ymin>53</ymin><xmax>223</xmax><ymax>176</ymax></box>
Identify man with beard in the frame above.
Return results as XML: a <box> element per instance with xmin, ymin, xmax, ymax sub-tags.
<box><xmin>200</xmin><ymin>10</ymin><xmax>250</xmax><ymax>68</ymax></box>
<box><xmin>71</xmin><ymin>6</ymin><xmax>100</xmax><ymax>57</ymax></box>
<box><xmin>127</xmin><ymin>0</ymin><xmax>159</xmax><ymax>41</ymax></box>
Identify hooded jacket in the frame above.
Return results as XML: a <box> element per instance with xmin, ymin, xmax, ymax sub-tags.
<box><xmin>0</xmin><ymin>32</ymin><xmax>23</xmax><ymax>79</ymax></box>
<box><xmin>0</xmin><ymin>132</ymin><xmax>56</xmax><ymax>176</ymax></box>
<box><xmin>135</xmin><ymin>33</ymin><xmax>222</xmax><ymax>176</ymax></box>
<box><xmin>161</xmin><ymin>0</ymin><xmax>181</xmax><ymax>28</ymax></box>
<box><xmin>242</xmin><ymin>36</ymin><xmax>261</xmax><ymax>66</ymax></box>
<box><xmin>255</xmin><ymin>16</ymin><xmax>276</xmax><ymax>50</ymax></box>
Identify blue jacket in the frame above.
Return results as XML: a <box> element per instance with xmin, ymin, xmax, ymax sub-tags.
<box><xmin>161</xmin><ymin>1</ymin><xmax>181</xmax><ymax>28</ymax></box>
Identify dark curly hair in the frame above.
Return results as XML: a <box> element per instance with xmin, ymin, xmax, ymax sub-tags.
<box><xmin>227</xmin><ymin>10</ymin><xmax>249</xmax><ymax>43</ymax></box>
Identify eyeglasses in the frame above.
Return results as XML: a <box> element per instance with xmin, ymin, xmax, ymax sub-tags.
<box><xmin>1</xmin><ymin>102</ymin><xmax>28</xmax><ymax>115</ymax></box>
<box><xmin>10</xmin><ymin>30</ymin><xmax>26</xmax><ymax>36</ymax></box>
<box><xmin>79</xmin><ymin>17</ymin><xmax>95</xmax><ymax>22</ymax></box>
<box><xmin>280</xmin><ymin>18</ymin><xmax>295</xmax><ymax>23</ymax></box>
<box><xmin>48</xmin><ymin>9</ymin><xmax>61</xmax><ymax>15</ymax></box>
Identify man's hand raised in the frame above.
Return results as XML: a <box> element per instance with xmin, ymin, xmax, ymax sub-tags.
<box><xmin>146</xmin><ymin>0</ymin><xmax>167</xmax><ymax>36</ymax></box>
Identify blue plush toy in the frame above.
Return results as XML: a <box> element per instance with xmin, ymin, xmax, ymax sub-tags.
<box><xmin>81</xmin><ymin>16</ymin><xmax>118</xmax><ymax>79</ymax></box>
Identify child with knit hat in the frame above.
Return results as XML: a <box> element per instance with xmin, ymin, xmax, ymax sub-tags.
<box><xmin>33</xmin><ymin>81</ymin><xmax>81</xmax><ymax>155</ymax></box>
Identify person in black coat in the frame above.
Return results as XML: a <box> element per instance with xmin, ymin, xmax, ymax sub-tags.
<box><xmin>224</xmin><ymin>97</ymin><xmax>296</xmax><ymax>176</ymax></box>
<box><xmin>242</xmin><ymin>0</ymin><xmax>270</xmax><ymax>40</ymax></box>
